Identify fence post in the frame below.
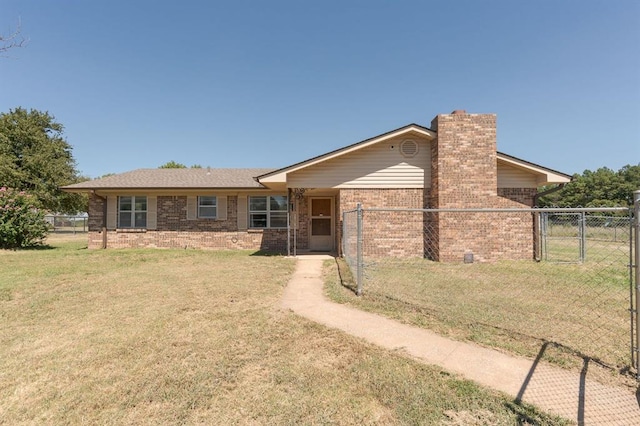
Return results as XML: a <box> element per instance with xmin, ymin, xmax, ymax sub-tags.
<box><xmin>356</xmin><ymin>203</ymin><xmax>363</xmax><ymax>296</ymax></box>
<box><xmin>633</xmin><ymin>190</ymin><xmax>640</xmax><ymax>378</ymax></box>
<box><xmin>580</xmin><ymin>211</ymin><xmax>586</xmax><ymax>262</ymax></box>
<box><xmin>341</xmin><ymin>211</ymin><xmax>345</xmax><ymax>257</ymax></box>
<box><xmin>534</xmin><ymin>211</ymin><xmax>541</xmax><ymax>261</ymax></box>
<box><xmin>541</xmin><ymin>212</ymin><xmax>548</xmax><ymax>261</ymax></box>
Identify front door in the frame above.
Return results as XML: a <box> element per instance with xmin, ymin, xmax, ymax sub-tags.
<box><xmin>309</xmin><ymin>197</ymin><xmax>333</xmax><ymax>251</ymax></box>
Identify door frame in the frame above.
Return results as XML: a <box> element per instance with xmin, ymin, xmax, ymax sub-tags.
<box><xmin>308</xmin><ymin>196</ymin><xmax>334</xmax><ymax>251</ymax></box>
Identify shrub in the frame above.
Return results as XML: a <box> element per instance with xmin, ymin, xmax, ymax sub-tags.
<box><xmin>0</xmin><ymin>187</ymin><xmax>49</xmax><ymax>249</ymax></box>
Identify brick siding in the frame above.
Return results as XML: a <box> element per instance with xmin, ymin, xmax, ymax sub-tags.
<box><xmin>498</xmin><ymin>188</ymin><xmax>537</xmax><ymax>207</ymax></box>
<box><xmin>290</xmin><ymin>195</ymin><xmax>309</xmax><ymax>251</ymax></box>
<box><xmin>339</xmin><ymin>189</ymin><xmax>429</xmax><ymax>257</ymax></box>
<box><xmin>430</xmin><ymin>112</ymin><xmax>498</xmax><ymax>209</ymax></box>
<box><xmin>425</xmin><ymin>112</ymin><xmax>536</xmax><ymax>261</ymax></box>
<box><xmin>87</xmin><ymin>193</ymin><xmax>287</xmax><ymax>252</ymax></box>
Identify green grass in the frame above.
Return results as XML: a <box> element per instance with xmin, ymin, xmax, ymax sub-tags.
<box><xmin>326</xmin><ymin>238</ymin><xmax>635</xmax><ymax>388</ymax></box>
<box><xmin>0</xmin><ymin>234</ymin><xmax>568</xmax><ymax>425</ymax></box>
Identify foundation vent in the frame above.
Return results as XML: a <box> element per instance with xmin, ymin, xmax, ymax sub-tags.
<box><xmin>400</xmin><ymin>139</ymin><xmax>418</xmax><ymax>158</ymax></box>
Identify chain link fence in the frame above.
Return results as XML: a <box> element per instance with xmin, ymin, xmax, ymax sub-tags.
<box><xmin>343</xmin><ymin>203</ymin><xmax>638</xmax><ymax>382</ymax></box>
<box><xmin>44</xmin><ymin>214</ymin><xmax>88</xmax><ymax>233</ymax></box>
<box><xmin>541</xmin><ymin>212</ymin><xmax>630</xmax><ymax>263</ymax></box>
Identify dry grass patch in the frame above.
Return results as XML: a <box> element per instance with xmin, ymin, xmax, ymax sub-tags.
<box><xmin>1</xmin><ymin>234</ymin><xmax>567</xmax><ymax>424</ymax></box>
<box><xmin>326</xmin><ymin>253</ymin><xmax>635</xmax><ymax>389</ymax></box>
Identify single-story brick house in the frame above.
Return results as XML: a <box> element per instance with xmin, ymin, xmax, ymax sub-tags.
<box><xmin>63</xmin><ymin>110</ymin><xmax>571</xmax><ymax>260</ymax></box>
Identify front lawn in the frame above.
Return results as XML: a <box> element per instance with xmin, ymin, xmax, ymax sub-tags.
<box><xmin>0</xmin><ymin>234</ymin><xmax>566</xmax><ymax>424</ymax></box>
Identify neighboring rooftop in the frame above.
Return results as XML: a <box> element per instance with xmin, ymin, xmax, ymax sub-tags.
<box><xmin>62</xmin><ymin>168</ymin><xmax>275</xmax><ymax>191</ymax></box>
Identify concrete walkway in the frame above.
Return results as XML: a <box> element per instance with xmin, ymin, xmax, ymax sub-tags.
<box><xmin>281</xmin><ymin>256</ymin><xmax>640</xmax><ymax>425</ymax></box>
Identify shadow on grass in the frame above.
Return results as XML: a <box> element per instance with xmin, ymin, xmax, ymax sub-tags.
<box><xmin>335</xmin><ymin>257</ymin><xmax>359</xmax><ymax>295</ymax></box>
<box><xmin>249</xmin><ymin>250</ymin><xmax>285</xmax><ymax>257</ymax></box>
<box><xmin>504</xmin><ymin>399</ymin><xmax>564</xmax><ymax>425</ymax></box>
<box><xmin>3</xmin><ymin>244</ymin><xmax>56</xmax><ymax>251</ymax></box>
<box><xmin>510</xmin><ymin>338</ymin><xmax>638</xmax><ymax>423</ymax></box>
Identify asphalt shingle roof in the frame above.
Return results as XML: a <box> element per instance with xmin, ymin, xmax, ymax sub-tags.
<box><xmin>62</xmin><ymin>168</ymin><xmax>275</xmax><ymax>190</ymax></box>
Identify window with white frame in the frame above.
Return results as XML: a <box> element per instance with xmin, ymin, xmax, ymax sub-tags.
<box><xmin>249</xmin><ymin>195</ymin><xmax>287</xmax><ymax>228</ymax></box>
<box><xmin>198</xmin><ymin>196</ymin><xmax>217</xmax><ymax>218</ymax></box>
<box><xmin>118</xmin><ymin>196</ymin><xmax>147</xmax><ymax>228</ymax></box>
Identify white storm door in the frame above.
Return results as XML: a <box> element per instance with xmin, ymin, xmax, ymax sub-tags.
<box><xmin>309</xmin><ymin>197</ymin><xmax>333</xmax><ymax>251</ymax></box>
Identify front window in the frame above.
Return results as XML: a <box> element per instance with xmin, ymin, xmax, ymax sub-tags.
<box><xmin>249</xmin><ymin>195</ymin><xmax>287</xmax><ymax>228</ymax></box>
<box><xmin>198</xmin><ymin>196</ymin><xmax>217</xmax><ymax>218</ymax></box>
<box><xmin>119</xmin><ymin>196</ymin><xmax>147</xmax><ymax>228</ymax></box>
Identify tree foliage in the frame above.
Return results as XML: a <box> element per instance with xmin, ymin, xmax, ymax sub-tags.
<box><xmin>0</xmin><ymin>187</ymin><xmax>49</xmax><ymax>249</ymax></box>
<box><xmin>159</xmin><ymin>161</ymin><xmax>202</xmax><ymax>169</ymax></box>
<box><xmin>538</xmin><ymin>164</ymin><xmax>640</xmax><ymax>208</ymax></box>
<box><xmin>159</xmin><ymin>161</ymin><xmax>187</xmax><ymax>168</ymax></box>
<box><xmin>0</xmin><ymin>108</ymin><xmax>87</xmax><ymax>213</ymax></box>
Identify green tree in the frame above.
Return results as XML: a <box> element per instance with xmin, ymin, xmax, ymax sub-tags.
<box><xmin>0</xmin><ymin>107</ymin><xmax>86</xmax><ymax>213</ymax></box>
<box><xmin>0</xmin><ymin>187</ymin><xmax>49</xmax><ymax>248</ymax></box>
<box><xmin>159</xmin><ymin>162</ymin><xmax>203</xmax><ymax>169</ymax></box>
<box><xmin>538</xmin><ymin>164</ymin><xmax>640</xmax><ymax>208</ymax></box>
<box><xmin>159</xmin><ymin>161</ymin><xmax>187</xmax><ymax>168</ymax></box>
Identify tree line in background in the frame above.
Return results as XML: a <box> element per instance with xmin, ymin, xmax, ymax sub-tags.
<box><xmin>537</xmin><ymin>164</ymin><xmax>640</xmax><ymax>209</ymax></box>
<box><xmin>1</xmin><ymin>105</ymin><xmax>639</xmax><ymax>248</ymax></box>
<box><xmin>159</xmin><ymin>161</ymin><xmax>203</xmax><ymax>169</ymax></box>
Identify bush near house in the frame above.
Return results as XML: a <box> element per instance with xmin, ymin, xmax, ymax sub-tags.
<box><xmin>0</xmin><ymin>187</ymin><xmax>49</xmax><ymax>249</ymax></box>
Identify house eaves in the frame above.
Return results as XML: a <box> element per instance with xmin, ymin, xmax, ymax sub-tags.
<box><xmin>61</xmin><ymin>168</ymin><xmax>275</xmax><ymax>193</ymax></box>
<box><xmin>496</xmin><ymin>152</ymin><xmax>572</xmax><ymax>184</ymax></box>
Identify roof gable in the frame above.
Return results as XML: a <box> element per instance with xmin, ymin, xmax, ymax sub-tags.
<box><xmin>257</xmin><ymin>124</ymin><xmax>436</xmax><ymax>185</ymax></box>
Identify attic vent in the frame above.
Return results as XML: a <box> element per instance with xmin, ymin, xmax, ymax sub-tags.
<box><xmin>400</xmin><ymin>139</ymin><xmax>418</xmax><ymax>158</ymax></box>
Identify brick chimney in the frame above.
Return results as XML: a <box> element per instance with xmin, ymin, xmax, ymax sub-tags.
<box><xmin>430</xmin><ymin>110</ymin><xmax>497</xmax><ymax>208</ymax></box>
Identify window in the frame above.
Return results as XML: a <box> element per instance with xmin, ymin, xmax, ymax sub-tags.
<box><xmin>119</xmin><ymin>196</ymin><xmax>147</xmax><ymax>228</ymax></box>
<box><xmin>198</xmin><ymin>196</ymin><xmax>217</xmax><ymax>218</ymax></box>
<box><xmin>249</xmin><ymin>195</ymin><xmax>287</xmax><ymax>228</ymax></box>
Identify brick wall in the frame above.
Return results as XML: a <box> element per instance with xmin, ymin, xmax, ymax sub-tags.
<box><xmin>339</xmin><ymin>188</ymin><xmax>428</xmax><ymax>210</ymax></box>
<box><xmin>87</xmin><ymin>229</ymin><xmax>287</xmax><ymax>251</ymax></box>
<box><xmin>336</xmin><ymin>187</ymin><xmax>535</xmax><ymax>261</ymax></box>
<box><xmin>291</xmin><ymin>196</ymin><xmax>309</xmax><ymax>251</ymax></box>
<box><xmin>431</xmin><ymin>211</ymin><xmax>534</xmax><ymax>262</ymax></box>
<box><xmin>88</xmin><ymin>193</ymin><xmax>105</xmax><ymax>231</ymax></box>
<box><xmin>156</xmin><ymin>196</ymin><xmax>236</xmax><ymax>232</ymax></box>
<box><xmin>425</xmin><ymin>111</ymin><xmax>535</xmax><ymax>261</ymax></box>
<box><xmin>430</xmin><ymin>111</ymin><xmax>497</xmax><ymax>209</ymax></box>
<box><xmin>498</xmin><ymin>188</ymin><xmax>537</xmax><ymax>207</ymax></box>
<box><xmin>340</xmin><ymin>188</ymin><xmax>429</xmax><ymax>257</ymax></box>
<box><xmin>86</xmin><ymin>193</ymin><xmax>288</xmax><ymax>252</ymax></box>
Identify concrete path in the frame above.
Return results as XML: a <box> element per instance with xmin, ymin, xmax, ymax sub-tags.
<box><xmin>281</xmin><ymin>256</ymin><xmax>640</xmax><ymax>425</ymax></box>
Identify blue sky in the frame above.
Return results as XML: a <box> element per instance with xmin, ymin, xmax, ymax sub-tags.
<box><xmin>1</xmin><ymin>0</ymin><xmax>639</xmax><ymax>179</ymax></box>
